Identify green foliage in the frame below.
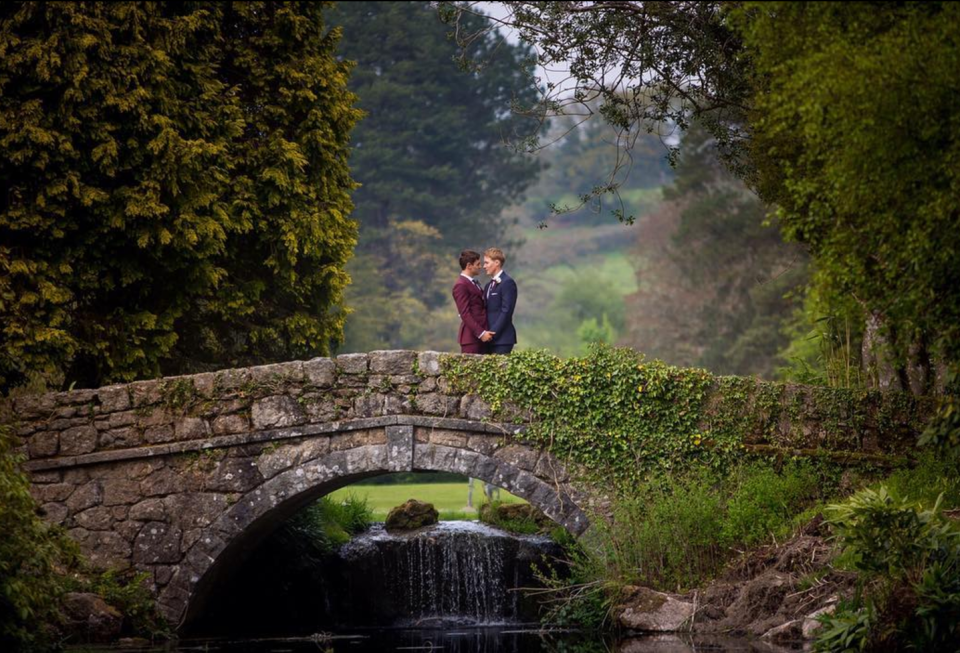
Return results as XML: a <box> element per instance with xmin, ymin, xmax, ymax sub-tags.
<box><xmin>446</xmin><ymin>344</ymin><xmax>740</xmax><ymax>489</ymax></box>
<box><xmin>817</xmin><ymin>481</ymin><xmax>960</xmax><ymax>651</ymax></box>
<box><xmin>283</xmin><ymin>494</ymin><xmax>373</xmax><ymax>555</ymax></box>
<box><xmin>0</xmin><ymin>2</ymin><xmax>361</xmax><ymax>392</ymax></box>
<box><xmin>623</xmin><ymin>122</ymin><xmax>808</xmax><ymax>380</ymax></box>
<box><xmin>537</xmin><ymin>461</ymin><xmax>834</xmax><ymax>628</ymax></box>
<box><xmin>576</xmin><ymin>315</ymin><xmax>616</xmax><ymax>349</ymax></box>
<box><xmin>777</xmin><ymin>292</ymin><xmax>866</xmax><ymax>390</ymax></box>
<box><xmin>80</xmin><ymin>570</ymin><xmax>167</xmax><ymax>641</ymax></box>
<box><xmin>735</xmin><ymin>2</ymin><xmax>960</xmax><ymax>384</ymax></box>
<box><xmin>918</xmin><ymin>368</ymin><xmax>960</xmax><ymax>461</ymax></box>
<box><xmin>0</xmin><ymin>424</ymin><xmax>79</xmax><ymax>648</ymax></box>
<box><xmin>722</xmin><ymin>462</ymin><xmax>821</xmax><ymax>548</ymax></box>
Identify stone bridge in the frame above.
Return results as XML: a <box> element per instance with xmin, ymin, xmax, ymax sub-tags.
<box><xmin>3</xmin><ymin>349</ymin><xmax>933</xmax><ymax>629</ymax></box>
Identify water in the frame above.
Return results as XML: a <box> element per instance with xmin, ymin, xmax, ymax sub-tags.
<box><xmin>79</xmin><ymin>630</ymin><xmax>795</xmax><ymax>652</ymax></box>
<box><xmin>334</xmin><ymin>522</ymin><xmax>559</xmax><ymax>626</ymax></box>
<box><xmin>195</xmin><ymin>521</ymin><xmax>563</xmax><ymax>635</ymax></box>
<box><xmin>109</xmin><ymin>522</ymin><xmax>797</xmax><ymax>652</ymax></box>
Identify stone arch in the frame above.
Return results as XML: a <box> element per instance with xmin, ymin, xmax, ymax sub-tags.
<box><xmin>162</xmin><ymin>429</ymin><xmax>589</xmax><ymax>629</ymax></box>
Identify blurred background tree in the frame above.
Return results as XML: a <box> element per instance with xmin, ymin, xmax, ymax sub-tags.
<box><xmin>330</xmin><ymin>2</ymin><xmax>542</xmax><ymax>352</ymax></box>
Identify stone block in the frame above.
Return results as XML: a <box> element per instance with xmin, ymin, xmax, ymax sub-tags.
<box><xmin>251</xmin><ymin>395</ymin><xmax>306</xmax><ymax>430</ymax></box>
<box><xmin>303</xmin><ymin>357</ymin><xmax>336</xmax><ymax>387</ymax></box>
<box><xmin>38</xmin><ymin>483</ymin><xmax>75</xmax><ymax>502</ymax></box>
<box><xmin>534</xmin><ymin>452</ymin><xmax>570</xmax><ymax>482</ymax></box>
<box><xmin>144</xmin><ymin>425</ymin><xmax>175</xmax><ymax>444</ymax></box>
<box><xmin>174</xmin><ymin>417</ymin><xmax>210</xmax><ymax>441</ymax></box>
<box><xmin>211</xmin><ymin>413</ymin><xmax>249</xmax><ymax>435</ymax></box>
<box><xmin>102</xmin><ymin>410</ymin><xmax>138</xmax><ymax>429</ymax></box>
<box><xmin>118</xmin><ymin>519</ymin><xmax>145</xmax><ymax>544</ymax></box>
<box><xmin>130</xmin><ymin>498</ymin><xmax>167</xmax><ymax>522</ymax></box>
<box><xmin>98</xmin><ymin>386</ymin><xmax>131</xmax><ymax>413</ymax></box>
<box><xmin>460</xmin><ymin>394</ymin><xmax>492</xmax><ymax>421</ymax></box>
<box><xmin>417</xmin><ymin>351</ymin><xmax>443</xmax><ymax>376</ymax></box>
<box><xmin>163</xmin><ymin>493</ymin><xmax>230</xmax><ymax>529</ymax></box>
<box><xmin>416</xmin><ymin>393</ymin><xmax>458</xmax><ymax>417</ymax></box>
<box><xmin>103</xmin><ymin>479</ymin><xmax>141</xmax><ymax>506</ymax></box>
<box><xmin>386</xmin><ymin>424</ymin><xmax>414</xmax><ymax>472</ymax></box>
<box><xmin>298</xmin><ymin>395</ymin><xmax>336</xmax><ymax>422</ymax></box>
<box><xmin>203</xmin><ymin>459</ymin><xmax>262</xmax><ymax>493</ymax></box>
<box><xmin>75</xmin><ymin>506</ymin><xmax>114</xmax><ymax>531</ymax></box>
<box><xmin>27</xmin><ymin>431</ymin><xmax>59</xmax><ymax>458</ymax></box>
<box><xmin>55</xmin><ymin>389</ymin><xmax>97</xmax><ymax>406</ymax></box>
<box><xmin>248</xmin><ymin>361</ymin><xmax>304</xmax><ymax>390</ymax></box>
<box><xmin>369</xmin><ymin>350</ymin><xmax>417</xmax><ymax>375</ymax></box>
<box><xmin>60</xmin><ymin>425</ymin><xmax>98</xmax><ymax>456</ymax></box>
<box><xmin>428</xmin><ymin>430</ymin><xmax>468</xmax><ymax>448</ymax></box>
<box><xmin>133</xmin><ymin>522</ymin><xmax>183</xmax><ymax>565</ymax></box>
<box><xmin>41</xmin><ymin>502</ymin><xmax>68</xmax><ymax>524</ymax></box>
<box><xmin>467</xmin><ymin>434</ymin><xmax>499</xmax><ymax>456</ymax></box>
<box><xmin>190</xmin><ymin>372</ymin><xmax>219</xmax><ymax>397</ymax></box>
<box><xmin>129</xmin><ymin>380</ymin><xmax>162</xmax><ymax>408</ymax></box>
<box><xmin>354</xmin><ymin>393</ymin><xmax>385</xmax><ymax>418</ymax></box>
<box><xmin>30</xmin><ymin>470</ymin><xmax>62</xmax><ymax>484</ymax></box>
<box><xmin>13</xmin><ymin>393</ymin><xmax>56</xmax><ymax>419</ymax></box>
<box><xmin>140</xmin><ymin>468</ymin><xmax>181</xmax><ymax>497</ymax></box>
<box><xmin>66</xmin><ymin>482</ymin><xmax>102</xmax><ymax>514</ymax></box>
<box><xmin>494</xmin><ymin>444</ymin><xmax>540</xmax><ymax>471</ymax></box>
<box><xmin>98</xmin><ymin>427</ymin><xmax>140</xmax><ymax>449</ymax></box>
<box><xmin>336</xmin><ymin>353</ymin><xmax>368</xmax><ymax>374</ymax></box>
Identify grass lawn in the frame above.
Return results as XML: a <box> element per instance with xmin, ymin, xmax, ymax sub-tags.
<box><xmin>327</xmin><ymin>482</ymin><xmax>526</xmax><ymax>520</ymax></box>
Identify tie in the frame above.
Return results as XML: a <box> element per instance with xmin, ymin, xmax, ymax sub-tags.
<box><xmin>472</xmin><ymin>279</ymin><xmax>482</xmax><ymax>292</ymax></box>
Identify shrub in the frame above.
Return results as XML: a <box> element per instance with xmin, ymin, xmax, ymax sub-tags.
<box><xmin>282</xmin><ymin>494</ymin><xmax>373</xmax><ymax>556</ymax></box>
<box><xmin>816</xmin><ymin>486</ymin><xmax>960</xmax><ymax>651</ymax></box>
<box><xmin>0</xmin><ymin>425</ymin><xmax>79</xmax><ymax>649</ymax></box>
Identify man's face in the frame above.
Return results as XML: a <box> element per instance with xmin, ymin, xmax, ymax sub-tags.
<box><xmin>466</xmin><ymin>259</ymin><xmax>483</xmax><ymax>277</ymax></box>
<box><xmin>483</xmin><ymin>256</ymin><xmax>501</xmax><ymax>276</ymax></box>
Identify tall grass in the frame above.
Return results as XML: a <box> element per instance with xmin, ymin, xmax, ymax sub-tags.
<box><xmin>540</xmin><ymin>460</ymin><xmax>830</xmax><ymax>626</ymax></box>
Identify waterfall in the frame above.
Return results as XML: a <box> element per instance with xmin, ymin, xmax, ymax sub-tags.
<box><xmin>334</xmin><ymin>522</ymin><xmax>558</xmax><ymax>627</ymax></box>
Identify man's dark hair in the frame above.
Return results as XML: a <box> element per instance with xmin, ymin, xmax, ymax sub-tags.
<box><xmin>459</xmin><ymin>249</ymin><xmax>481</xmax><ymax>270</ymax></box>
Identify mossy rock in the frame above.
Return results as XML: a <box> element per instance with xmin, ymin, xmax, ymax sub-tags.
<box><xmin>384</xmin><ymin>499</ymin><xmax>439</xmax><ymax>532</ymax></box>
<box><xmin>479</xmin><ymin>502</ymin><xmax>552</xmax><ymax>533</ymax></box>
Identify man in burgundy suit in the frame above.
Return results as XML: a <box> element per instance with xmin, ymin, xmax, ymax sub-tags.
<box><xmin>452</xmin><ymin>250</ymin><xmax>494</xmax><ymax>354</ymax></box>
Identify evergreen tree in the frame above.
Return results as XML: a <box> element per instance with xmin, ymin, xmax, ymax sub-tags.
<box><xmin>0</xmin><ymin>2</ymin><xmax>361</xmax><ymax>391</ymax></box>
<box><xmin>331</xmin><ymin>2</ymin><xmax>541</xmax><ymax>249</ymax></box>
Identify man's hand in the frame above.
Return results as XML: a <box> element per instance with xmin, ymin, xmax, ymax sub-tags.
<box><xmin>480</xmin><ymin>331</ymin><xmax>495</xmax><ymax>342</ymax></box>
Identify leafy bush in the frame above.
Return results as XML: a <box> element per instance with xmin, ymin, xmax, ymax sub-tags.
<box><xmin>0</xmin><ymin>425</ymin><xmax>79</xmax><ymax>649</ymax></box>
<box><xmin>283</xmin><ymin>494</ymin><xmax>373</xmax><ymax>555</ymax></box>
<box><xmin>537</xmin><ymin>461</ymin><xmax>833</xmax><ymax>628</ymax></box>
<box><xmin>722</xmin><ymin>462</ymin><xmax>821</xmax><ymax>547</ymax></box>
<box><xmin>816</xmin><ymin>485</ymin><xmax>960</xmax><ymax>651</ymax></box>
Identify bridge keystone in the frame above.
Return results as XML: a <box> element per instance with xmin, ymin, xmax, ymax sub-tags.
<box><xmin>386</xmin><ymin>424</ymin><xmax>414</xmax><ymax>471</ymax></box>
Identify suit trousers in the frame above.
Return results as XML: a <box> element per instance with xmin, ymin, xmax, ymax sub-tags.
<box><xmin>460</xmin><ymin>342</ymin><xmax>486</xmax><ymax>354</ymax></box>
<box><xmin>488</xmin><ymin>344</ymin><xmax>514</xmax><ymax>355</ymax></box>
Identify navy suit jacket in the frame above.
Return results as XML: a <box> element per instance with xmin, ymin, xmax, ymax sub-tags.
<box><xmin>484</xmin><ymin>272</ymin><xmax>518</xmax><ymax>345</ymax></box>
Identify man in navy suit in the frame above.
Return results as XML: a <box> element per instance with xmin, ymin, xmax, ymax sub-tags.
<box><xmin>452</xmin><ymin>250</ymin><xmax>495</xmax><ymax>354</ymax></box>
<box><xmin>482</xmin><ymin>247</ymin><xmax>518</xmax><ymax>354</ymax></box>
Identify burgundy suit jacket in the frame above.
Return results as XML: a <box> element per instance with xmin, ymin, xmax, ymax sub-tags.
<box><xmin>452</xmin><ymin>275</ymin><xmax>488</xmax><ymax>345</ymax></box>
